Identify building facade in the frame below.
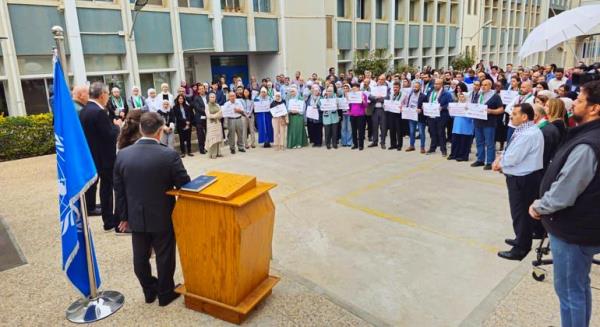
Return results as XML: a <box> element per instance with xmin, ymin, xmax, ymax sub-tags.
<box><xmin>0</xmin><ymin>0</ymin><xmax>591</xmax><ymax>117</ymax></box>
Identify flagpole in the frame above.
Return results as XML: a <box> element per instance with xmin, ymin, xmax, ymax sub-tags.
<box><xmin>51</xmin><ymin>26</ymin><xmax>125</xmax><ymax>323</ymax></box>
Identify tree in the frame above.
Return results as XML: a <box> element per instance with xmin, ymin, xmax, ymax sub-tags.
<box><xmin>451</xmin><ymin>53</ymin><xmax>476</xmax><ymax>72</ymax></box>
<box><xmin>352</xmin><ymin>50</ymin><xmax>391</xmax><ymax>77</ymax></box>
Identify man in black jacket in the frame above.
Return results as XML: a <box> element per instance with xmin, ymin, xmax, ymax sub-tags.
<box><xmin>79</xmin><ymin>82</ymin><xmax>121</xmax><ymax>231</ymax></box>
<box><xmin>191</xmin><ymin>84</ymin><xmax>208</xmax><ymax>154</ymax></box>
<box><xmin>114</xmin><ymin>112</ymin><xmax>191</xmax><ymax>307</ymax></box>
<box><xmin>529</xmin><ymin>80</ymin><xmax>600</xmax><ymax>327</ymax></box>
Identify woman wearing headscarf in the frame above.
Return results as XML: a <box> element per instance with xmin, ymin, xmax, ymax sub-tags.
<box><xmin>306</xmin><ymin>84</ymin><xmax>323</xmax><ymax>147</ymax></box>
<box><xmin>254</xmin><ymin>87</ymin><xmax>274</xmax><ymax>147</ymax></box>
<box><xmin>241</xmin><ymin>88</ymin><xmax>256</xmax><ymax>149</ymax></box>
<box><xmin>157</xmin><ymin>99</ymin><xmax>176</xmax><ymax>149</ymax></box>
<box><xmin>448</xmin><ymin>90</ymin><xmax>474</xmax><ymax>162</ymax></box>
<box><xmin>205</xmin><ymin>93</ymin><xmax>224</xmax><ymax>159</ymax></box>
<box><xmin>319</xmin><ymin>86</ymin><xmax>340</xmax><ymax>149</ymax></box>
<box><xmin>159</xmin><ymin>83</ymin><xmax>174</xmax><ymax>108</ymax></box>
<box><xmin>146</xmin><ymin>88</ymin><xmax>162</xmax><ymax>113</ymax></box>
<box><xmin>270</xmin><ymin>92</ymin><xmax>288</xmax><ymax>151</ymax></box>
<box><xmin>339</xmin><ymin>83</ymin><xmax>353</xmax><ymax>147</ymax></box>
<box><xmin>107</xmin><ymin>87</ymin><xmax>128</xmax><ymax>121</ymax></box>
<box><xmin>127</xmin><ymin>86</ymin><xmax>146</xmax><ymax>111</ymax></box>
<box><xmin>286</xmin><ymin>86</ymin><xmax>308</xmax><ymax>149</ymax></box>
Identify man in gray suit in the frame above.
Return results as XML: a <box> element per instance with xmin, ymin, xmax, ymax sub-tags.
<box><xmin>114</xmin><ymin>112</ymin><xmax>191</xmax><ymax>306</ymax></box>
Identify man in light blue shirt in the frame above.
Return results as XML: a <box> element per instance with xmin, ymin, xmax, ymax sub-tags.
<box><xmin>493</xmin><ymin>103</ymin><xmax>544</xmax><ymax>260</ymax></box>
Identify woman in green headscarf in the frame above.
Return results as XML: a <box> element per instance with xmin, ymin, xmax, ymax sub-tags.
<box><xmin>205</xmin><ymin>93</ymin><xmax>223</xmax><ymax>159</ymax></box>
<box><xmin>286</xmin><ymin>86</ymin><xmax>308</xmax><ymax>149</ymax></box>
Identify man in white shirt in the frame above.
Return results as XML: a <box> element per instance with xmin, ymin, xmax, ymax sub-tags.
<box><xmin>224</xmin><ymin>92</ymin><xmax>245</xmax><ymax>154</ymax></box>
<box><xmin>504</xmin><ymin>81</ymin><xmax>535</xmax><ymax>141</ymax></box>
<box><xmin>548</xmin><ymin>68</ymin><xmax>567</xmax><ymax>93</ymax></box>
<box><xmin>493</xmin><ymin>103</ymin><xmax>544</xmax><ymax>260</ymax></box>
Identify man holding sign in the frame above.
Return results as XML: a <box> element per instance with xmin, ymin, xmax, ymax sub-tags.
<box><xmin>368</xmin><ymin>75</ymin><xmax>389</xmax><ymax>149</ymax></box>
<box><xmin>404</xmin><ymin>82</ymin><xmax>428</xmax><ymax>153</ymax></box>
<box><xmin>385</xmin><ymin>82</ymin><xmax>406</xmax><ymax>151</ymax></box>
<box><xmin>471</xmin><ymin>79</ymin><xmax>504</xmax><ymax>170</ymax></box>
<box><xmin>425</xmin><ymin>79</ymin><xmax>453</xmax><ymax>156</ymax></box>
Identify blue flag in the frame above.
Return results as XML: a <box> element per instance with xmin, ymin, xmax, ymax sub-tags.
<box><xmin>53</xmin><ymin>59</ymin><xmax>102</xmax><ymax>297</ymax></box>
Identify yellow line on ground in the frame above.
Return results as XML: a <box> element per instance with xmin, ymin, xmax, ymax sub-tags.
<box><xmin>448</xmin><ymin>172</ymin><xmax>506</xmax><ymax>188</ymax></box>
<box><xmin>336</xmin><ymin>197</ymin><xmax>500</xmax><ymax>254</ymax></box>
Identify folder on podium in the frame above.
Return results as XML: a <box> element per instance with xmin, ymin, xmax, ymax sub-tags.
<box><xmin>167</xmin><ymin>171</ymin><xmax>279</xmax><ymax>324</ymax></box>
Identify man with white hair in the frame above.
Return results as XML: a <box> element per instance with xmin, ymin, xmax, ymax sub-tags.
<box><xmin>72</xmin><ymin>85</ymin><xmax>89</xmax><ymax>113</ymax></box>
<box><xmin>224</xmin><ymin>91</ymin><xmax>246</xmax><ymax>154</ymax></box>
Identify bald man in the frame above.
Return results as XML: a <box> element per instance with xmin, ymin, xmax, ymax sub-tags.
<box><xmin>72</xmin><ymin>85</ymin><xmax>89</xmax><ymax>113</ymax></box>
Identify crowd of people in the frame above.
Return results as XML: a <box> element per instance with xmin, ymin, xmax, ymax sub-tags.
<box><xmin>72</xmin><ymin>61</ymin><xmax>600</xmax><ymax>327</ymax></box>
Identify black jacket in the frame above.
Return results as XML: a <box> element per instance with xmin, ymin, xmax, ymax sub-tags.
<box><xmin>173</xmin><ymin>104</ymin><xmax>194</xmax><ymax>133</ymax></box>
<box><xmin>539</xmin><ymin>119</ymin><xmax>600</xmax><ymax>245</ymax></box>
<box><xmin>79</xmin><ymin>101</ymin><xmax>119</xmax><ymax>170</ymax></box>
<box><xmin>106</xmin><ymin>97</ymin><xmax>129</xmax><ymax>121</ymax></box>
<box><xmin>114</xmin><ymin>139</ymin><xmax>191</xmax><ymax>233</ymax></box>
<box><xmin>190</xmin><ymin>94</ymin><xmax>207</xmax><ymax>123</ymax></box>
<box><xmin>157</xmin><ymin>108</ymin><xmax>176</xmax><ymax>127</ymax></box>
<box><xmin>540</xmin><ymin>122</ymin><xmax>561</xmax><ymax>170</ymax></box>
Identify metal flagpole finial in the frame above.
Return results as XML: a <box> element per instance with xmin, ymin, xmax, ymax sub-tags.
<box><xmin>51</xmin><ymin>25</ymin><xmax>64</xmax><ymax>38</ymax></box>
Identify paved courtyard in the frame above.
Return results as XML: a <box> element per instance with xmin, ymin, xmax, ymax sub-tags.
<box><xmin>2</xmin><ymin>144</ymin><xmax>600</xmax><ymax>326</ymax></box>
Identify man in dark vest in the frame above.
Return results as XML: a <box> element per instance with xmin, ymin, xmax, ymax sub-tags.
<box><xmin>529</xmin><ymin>80</ymin><xmax>600</xmax><ymax>327</ymax></box>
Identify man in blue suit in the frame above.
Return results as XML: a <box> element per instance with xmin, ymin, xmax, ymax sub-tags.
<box><xmin>425</xmin><ymin>78</ymin><xmax>453</xmax><ymax>156</ymax></box>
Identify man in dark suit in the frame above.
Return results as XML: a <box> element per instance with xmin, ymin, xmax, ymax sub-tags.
<box><xmin>191</xmin><ymin>84</ymin><xmax>208</xmax><ymax>154</ymax></box>
<box><xmin>425</xmin><ymin>78</ymin><xmax>453</xmax><ymax>156</ymax></box>
<box><xmin>114</xmin><ymin>112</ymin><xmax>191</xmax><ymax>306</ymax></box>
<box><xmin>79</xmin><ymin>82</ymin><xmax>121</xmax><ymax>231</ymax></box>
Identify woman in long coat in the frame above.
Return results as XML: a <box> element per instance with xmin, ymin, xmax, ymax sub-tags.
<box><xmin>254</xmin><ymin>87</ymin><xmax>274</xmax><ymax>148</ymax></box>
<box><xmin>286</xmin><ymin>86</ymin><xmax>308</xmax><ymax>149</ymax></box>
<box><xmin>205</xmin><ymin>93</ymin><xmax>223</xmax><ymax>159</ymax></box>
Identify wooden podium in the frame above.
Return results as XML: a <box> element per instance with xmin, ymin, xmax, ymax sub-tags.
<box><xmin>167</xmin><ymin>171</ymin><xmax>279</xmax><ymax>324</ymax></box>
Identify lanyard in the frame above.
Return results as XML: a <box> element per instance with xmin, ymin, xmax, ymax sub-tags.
<box><xmin>479</xmin><ymin>93</ymin><xmax>484</xmax><ymax>104</ymax></box>
<box><xmin>133</xmin><ymin>96</ymin><xmax>142</xmax><ymax>108</ymax></box>
<box><xmin>430</xmin><ymin>91</ymin><xmax>437</xmax><ymax>103</ymax></box>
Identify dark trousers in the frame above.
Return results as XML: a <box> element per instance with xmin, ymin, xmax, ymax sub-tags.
<box><xmin>350</xmin><ymin>116</ymin><xmax>366</xmax><ymax>148</ymax></box>
<box><xmin>179</xmin><ymin>129</ymin><xmax>192</xmax><ymax>154</ymax></box>
<box><xmin>307</xmin><ymin>121</ymin><xmax>323</xmax><ymax>145</ymax></box>
<box><xmin>366</xmin><ymin>114</ymin><xmax>373</xmax><ymax>140</ymax></box>
<box><xmin>450</xmin><ymin>133</ymin><xmax>473</xmax><ymax>160</ymax></box>
<box><xmin>132</xmin><ymin>230</ymin><xmax>176</xmax><ymax>299</ymax></box>
<box><xmin>85</xmin><ymin>168</ymin><xmax>116</xmax><ymax>229</ymax></box>
<box><xmin>428</xmin><ymin>113</ymin><xmax>449</xmax><ymax>153</ymax></box>
<box><xmin>324</xmin><ymin>123</ymin><xmax>339</xmax><ymax>147</ymax></box>
<box><xmin>506</xmin><ymin>171</ymin><xmax>543</xmax><ymax>251</ymax></box>
<box><xmin>371</xmin><ymin>108</ymin><xmax>386</xmax><ymax>145</ymax></box>
<box><xmin>196</xmin><ymin>120</ymin><xmax>206</xmax><ymax>152</ymax></box>
<box><xmin>387</xmin><ymin>112</ymin><xmax>407</xmax><ymax>149</ymax></box>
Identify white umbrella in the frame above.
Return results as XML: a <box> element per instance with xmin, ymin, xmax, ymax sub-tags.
<box><xmin>518</xmin><ymin>4</ymin><xmax>600</xmax><ymax>59</ymax></box>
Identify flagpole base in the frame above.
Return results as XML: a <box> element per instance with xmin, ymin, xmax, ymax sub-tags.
<box><xmin>66</xmin><ymin>290</ymin><xmax>124</xmax><ymax>323</ymax></box>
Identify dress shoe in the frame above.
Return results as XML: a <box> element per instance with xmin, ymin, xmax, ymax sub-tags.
<box><xmin>504</xmin><ymin>238</ymin><xmax>518</xmax><ymax>247</ymax></box>
<box><xmin>144</xmin><ymin>278</ymin><xmax>158</xmax><ymax>304</ymax></box>
<box><xmin>88</xmin><ymin>208</ymin><xmax>102</xmax><ymax>216</ymax></box>
<box><xmin>359</xmin><ymin>147</ymin><xmax>364</xmax><ymax>151</ymax></box>
<box><xmin>405</xmin><ymin>146</ymin><xmax>415</xmax><ymax>152</ymax></box>
<box><xmin>368</xmin><ymin>143</ymin><xmax>378</xmax><ymax>148</ymax></box>
<box><xmin>199</xmin><ymin>148</ymin><xmax>206</xmax><ymax>154</ymax></box>
<box><xmin>230</xmin><ymin>149</ymin><xmax>236</xmax><ymax>154</ymax></box>
<box><xmin>264</xmin><ymin>142</ymin><xmax>271</xmax><ymax>148</ymax></box>
<box><xmin>180</xmin><ymin>153</ymin><xmax>186</xmax><ymax>158</ymax></box>
<box><xmin>103</xmin><ymin>224</ymin><xmax>115</xmax><ymax>232</ymax></box>
<box><xmin>447</xmin><ymin>156</ymin><xmax>455</xmax><ymax>160</ymax></box>
<box><xmin>426</xmin><ymin>150</ymin><xmax>435</xmax><ymax>155</ymax></box>
<box><xmin>441</xmin><ymin>151</ymin><xmax>448</xmax><ymax>157</ymax></box>
<box><xmin>471</xmin><ymin>161</ymin><xmax>485</xmax><ymax>167</ymax></box>
<box><xmin>158</xmin><ymin>291</ymin><xmax>181</xmax><ymax>307</ymax></box>
<box><xmin>351</xmin><ymin>146</ymin><xmax>358</xmax><ymax>150</ymax></box>
<box><xmin>456</xmin><ymin>158</ymin><xmax>467</xmax><ymax>162</ymax></box>
<box><xmin>420</xmin><ymin>148</ymin><xmax>426</xmax><ymax>154</ymax></box>
<box><xmin>397</xmin><ymin>147</ymin><xmax>402</xmax><ymax>151</ymax></box>
<box><xmin>333</xmin><ymin>145</ymin><xmax>338</xmax><ymax>149</ymax></box>
<box><xmin>381</xmin><ymin>144</ymin><xmax>386</xmax><ymax>149</ymax></box>
<box><xmin>483</xmin><ymin>164</ymin><xmax>492</xmax><ymax>170</ymax></box>
<box><xmin>238</xmin><ymin>148</ymin><xmax>246</xmax><ymax>153</ymax></box>
<box><xmin>326</xmin><ymin>145</ymin><xmax>332</xmax><ymax>149</ymax></box>
<box><xmin>497</xmin><ymin>248</ymin><xmax>529</xmax><ymax>261</ymax></box>
<box><xmin>388</xmin><ymin>146</ymin><xmax>397</xmax><ymax>151</ymax></box>
<box><xmin>187</xmin><ymin>153</ymin><xmax>194</xmax><ymax>157</ymax></box>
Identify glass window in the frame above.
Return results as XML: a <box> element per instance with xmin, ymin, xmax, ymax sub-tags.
<box><xmin>88</xmin><ymin>74</ymin><xmax>127</xmax><ymax>98</ymax></box>
<box><xmin>84</xmin><ymin>55</ymin><xmax>123</xmax><ymax>73</ymax></box>
<box><xmin>409</xmin><ymin>0</ymin><xmax>418</xmax><ymax>21</ymax></box>
<box><xmin>22</xmin><ymin>79</ymin><xmax>50</xmax><ymax>115</ymax></box>
<box><xmin>0</xmin><ymin>82</ymin><xmax>8</xmax><ymax>117</ymax></box>
<box><xmin>178</xmin><ymin>0</ymin><xmax>204</xmax><ymax>8</ymax></box>
<box><xmin>221</xmin><ymin>0</ymin><xmax>242</xmax><ymax>12</ymax></box>
<box><xmin>138</xmin><ymin>54</ymin><xmax>170</xmax><ymax>70</ymax></box>
<box><xmin>17</xmin><ymin>56</ymin><xmax>54</xmax><ymax>76</ymax></box>
<box><xmin>375</xmin><ymin>0</ymin><xmax>383</xmax><ymax>19</ymax></box>
<box><xmin>253</xmin><ymin>0</ymin><xmax>271</xmax><ymax>12</ymax></box>
<box><xmin>337</xmin><ymin>0</ymin><xmax>345</xmax><ymax>17</ymax></box>
<box><xmin>356</xmin><ymin>0</ymin><xmax>365</xmax><ymax>19</ymax></box>
<box><xmin>0</xmin><ymin>57</ymin><xmax>5</xmax><ymax>76</ymax></box>
<box><xmin>140</xmin><ymin>72</ymin><xmax>171</xmax><ymax>94</ymax></box>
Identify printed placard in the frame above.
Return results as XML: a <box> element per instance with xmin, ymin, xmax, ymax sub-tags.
<box><xmin>306</xmin><ymin>106</ymin><xmax>319</xmax><ymax>120</ymax></box>
<box><xmin>320</xmin><ymin>98</ymin><xmax>338</xmax><ymax>111</ymax></box>
<box><xmin>348</xmin><ymin>92</ymin><xmax>363</xmax><ymax>104</ymax></box>
<box><xmin>288</xmin><ymin>99</ymin><xmax>305</xmax><ymax>113</ymax></box>
<box><xmin>423</xmin><ymin>103</ymin><xmax>441</xmax><ymax>118</ymax></box>
<box><xmin>500</xmin><ymin>90</ymin><xmax>519</xmax><ymax>105</ymax></box>
<box><xmin>338</xmin><ymin>97</ymin><xmax>349</xmax><ymax>110</ymax></box>
<box><xmin>254</xmin><ymin>100</ymin><xmax>271</xmax><ymax>113</ymax></box>
<box><xmin>270</xmin><ymin>104</ymin><xmax>287</xmax><ymax>117</ymax></box>
<box><xmin>402</xmin><ymin>106</ymin><xmax>418</xmax><ymax>121</ymax></box>
<box><xmin>448</xmin><ymin>102</ymin><xmax>468</xmax><ymax>117</ymax></box>
<box><xmin>383</xmin><ymin>100</ymin><xmax>402</xmax><ymax>113</ymax></box>
<box><xmin>466</xmin><ymin>103</ymin><xmax>488</xmax><ymax>120</ymax></box>
<box><xmin>371</xmin><ymin>86</ymin><xmax>388</xmax><ymax>98</ymax></box>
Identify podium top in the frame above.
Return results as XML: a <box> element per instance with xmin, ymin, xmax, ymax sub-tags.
<box><xmin>167</xmin><ymin>171</ymin><xmax>276</xmax><ymax>207</ymax></box>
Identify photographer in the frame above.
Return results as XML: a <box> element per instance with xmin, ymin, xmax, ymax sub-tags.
<box><xmin>529</xmin><ymin>80</ymin><xmax>600</xmax><ymax>327</ymax></box>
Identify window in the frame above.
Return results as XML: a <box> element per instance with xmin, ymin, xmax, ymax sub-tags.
<box><xmin>0</xmin><ymin>57</ymin><xmax>4</xmax><ymax>77</ymax></box>
<box><xmin>395</xmin><ymin>0</ymin><xmax>404</xmax><ymax>20</ymax></box>
<box><xmin>437</xmin><ymin>3</ymin><xmax>446</xmax><ymax>23</ymax></box>
<box><xmin>0</xmin><ymin>82</ymin><xmax>8</xmax><ymax>117</ymax></box>
<box><xmin>88</xmin><ymin>74</ymin><xmax>127</xmax><ymax>98</ymax></box>
<box><xmin>356</xmin><ymin>0</ymin><xmax>366</xmax><ymax>19</ymax></box>
<box><xmin>17</xmin><ymin>56</ymin><xmax>54</xmax><ymax>76</ymax></box>
<box><xmin>423</xmin><ymin>1</ymin><xmax>433</xmax><ymax>22</ymax></box>
<box><xmin>221</xmin><ymin>0</ymin><xmax>242</xmax><ymax>12</ymax></box>
<box><xmin>138</xmin><ymin>55</ymin><xmax>170</xmax><ymax>70</ymax></box>
<box><xmin>375</xmin><ymin>0</ymin><xmax>383</xmax><ymax>19</ymax></box>
<box><xmin>337</xmin><ymin>0</ymin><xmax>346</xmax><ymax>17</ymax></box>
<box><xmin>84</xmin><ymin>55</ymin><xmax>123</xmax><ymax>73</ymax></box>
<box><xmin>140</xmin><ymin>72</ymin><xmax>172</xmax><ymax>94</ymax></box>
<box><xmin>21</xmin><ymin>79</ymin><xmax>51</xmax><ymax>115</ymax></box>
<box><xmin>178</xmin><ymin>0</ymin><xmax>204</xmax><ymax>8</ymax></box>
<box><xmin>409</xmin><ymin>0</ymin><xmax>419</xmax><ymax>21</ymax></box>
<box><xmin>253</xmin><ymin>0</ymin><xmax>271</xmax><ymax>12</ymax></box>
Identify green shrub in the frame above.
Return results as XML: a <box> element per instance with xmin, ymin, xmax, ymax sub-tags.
<box><xmin>0</xmin><ymin>113</ymin><xmax>55</xmax><ymax>161</ymax></box>
<box><xmin>451</xmin><ymin>52</ymin><xmax>476</xmax><ymax>72</ymax></box>
<box><xmin>353</xmin><ymin>50</ymin><xmax>392</xmax><ymax>77</ymax></box>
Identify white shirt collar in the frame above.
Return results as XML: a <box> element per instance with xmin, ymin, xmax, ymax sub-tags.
<box><xmin>137</xmin><ymin>137</ymin><xmax>160</xmax><ymax>144</ymax></box>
